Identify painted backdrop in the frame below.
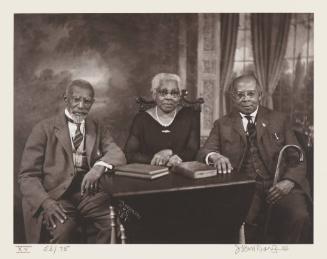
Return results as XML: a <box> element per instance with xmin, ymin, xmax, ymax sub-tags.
<box><xmin>14</xmin><ymin>13</ymin><xmax>182</xmax><ymax>242</ymax></box>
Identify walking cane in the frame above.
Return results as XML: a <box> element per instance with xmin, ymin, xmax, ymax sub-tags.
<box><xmin>263</xmin><ymin>144</ymin><xmax>304</xmax><ymax>242</ymax></box>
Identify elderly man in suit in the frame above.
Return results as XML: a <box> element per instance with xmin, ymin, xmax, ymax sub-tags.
<box><xmin>197</xmin><ymin>74</ymin><xmax>311</xmax><ymax>243</ymax></box>
<box><xmin>18</xmin><ymin>79</ymin><xmax>126</xmax><ymax>244</ymax></box>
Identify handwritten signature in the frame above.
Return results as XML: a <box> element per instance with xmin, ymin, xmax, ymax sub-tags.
<box><xmin>234</xmin><ymin>244</ymin><xmax>289</xmax><ymax>255</ymax></box>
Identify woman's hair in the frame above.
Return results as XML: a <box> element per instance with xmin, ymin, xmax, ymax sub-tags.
<box><xmin>151</xmin><ymin>73</ymin><xmax>181</xmax><ymax>95</ymax></box>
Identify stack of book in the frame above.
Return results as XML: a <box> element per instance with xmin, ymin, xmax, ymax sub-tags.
<box><xmin>171</xmin><ymin>161</ymin><xmax>217</xmax><ymax>179</ymax></box>
<box><xmin>114</xmin><ymin>163</ymin><xmax>169</xmax><ymax>179</ymax></box>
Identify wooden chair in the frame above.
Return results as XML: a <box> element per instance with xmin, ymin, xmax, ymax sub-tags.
<box><xmin>293</xmin><ymin>128</ymin><xmax>313</xmax><ymax>243</ymax></box>
<box><xmin>136</xmin><ymin>89</ymin><xmax>204</xmax><ymax>141</ymax></box>
<box><xmin>293</xmin><ymin>128</ymin><xmax>313</xmax><ymax>197</ymax></box>
<box><xmin>109</xmin><ymin>206</ymin><xmax>127</xmax><ymax>244</ymax></box>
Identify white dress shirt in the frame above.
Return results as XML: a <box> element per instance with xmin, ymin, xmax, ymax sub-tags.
<box><xmin>65</xmin><ymin>109</ymin><xmax>86</xmax><ymax>152</ymax></box>
<box><xmin>65</xmin><ymin>109</ymin><xmax>113</xmax><ymax>170</ymax></box>
<box><xmin>239</xmin><ymin>106</ymin><xmax>258</xmax><ymax>131</ymax></box>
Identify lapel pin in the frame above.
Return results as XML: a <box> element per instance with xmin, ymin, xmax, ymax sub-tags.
<box><xmin>262</xmin><ymin>122</ymin><xmax>266</xmax><ymax>127</ymax></box>
<box><xmin>274</xmin><ymin>133</ymin><xmax>279</xmax><ymax>141</ymax></box>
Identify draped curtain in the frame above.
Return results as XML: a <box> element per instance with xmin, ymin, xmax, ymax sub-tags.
<box><xmin>251</xmin><ymin>13</ymin><xmax>291</xmax><ymax>109</ymax></box>
<box><xmin>219</xmin><ymin>13</ymin><xmax>239</xmax><ymax>117</ymax></box>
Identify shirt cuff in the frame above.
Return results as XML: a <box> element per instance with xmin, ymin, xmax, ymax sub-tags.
<box><xmin>94</xmin><ymin>161</ymin><xmax>113</xmax><ymax>170</ymax></box>
<box><xmin>205</xmin><ymin>152</ymin><xmax>219</xmax><ymax>165</ymax></box>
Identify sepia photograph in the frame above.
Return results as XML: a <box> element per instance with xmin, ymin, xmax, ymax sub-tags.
<box><xmin>3</xmin><ymin>0</ymin><xmax>326</xmax><ymax>258</ymax></box>
<box><xmin>13</xmin><ymin>12</ymin><xmax>314</xmax><ymax>247</ymax></box>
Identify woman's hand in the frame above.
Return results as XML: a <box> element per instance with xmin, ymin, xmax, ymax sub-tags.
<box><xmin>150</xmin><ymin>149</ymin><xmax>173</xmax><ymax>166</ymax></box>
<box><xmin>167</xmin><ymin>154</ymin><xmax>182</xmax><ymax>167</ymax></box>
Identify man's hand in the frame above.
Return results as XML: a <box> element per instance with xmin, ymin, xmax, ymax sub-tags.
<box><xmin>151</xmin><ymin>149</ymin><xmax>173</xmax><ymax>166</ymax></box>
<box><xmin>209</xmin><ymin>153</ymin><xmax>233</xmax><ymax>174</ymax></box>
<box><xmin>81</xmin><ymin>165</ymin><xmax>105</xmax><ymax>196</ymax></box>
<box><xmin>166</xmin><ymin>154</ymin><xmax>182</xmax><ymax>167</ymax></box>
<box><xmin>42</xmin><ymin>198</ymin><xmax>67</xmax><ymax>230</ymax></box>
<box><xmin>266</xmin><ymin>179</ymin><xmax>295</xmax><ymax>204</ymax></box>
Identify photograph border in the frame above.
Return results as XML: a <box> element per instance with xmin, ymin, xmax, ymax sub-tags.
<box><xmin>2</xmin><ymin>0</ymin><xmax>325</xmax><ymax>258</ymax></box>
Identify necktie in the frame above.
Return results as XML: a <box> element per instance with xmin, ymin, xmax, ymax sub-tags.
<box><xmin>66</xmin><ymin>115</ymin><xmax>84</xmax><ymax>150</ymax></box>
<box><xmin>73</xmin><ymin>123</ymin><xmax>83</xmax><ymax>150</ymax></box>
<box><xmin>245</xmin><ymin>115</ymin><xmax>255</xmax><ymax>136</ymax></box>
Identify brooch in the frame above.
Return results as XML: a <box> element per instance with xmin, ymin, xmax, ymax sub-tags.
<box><xmin>161</xmin><ymin>129</ymin><xmax>171</xmax><ymax>134</ymax></box>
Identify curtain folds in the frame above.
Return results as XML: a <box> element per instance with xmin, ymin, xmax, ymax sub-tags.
<box><xmin>251</xmin><ymin>13</ymin><xmax>291</xmax><ymax>109</ymax></box>
<box><xmin>219</xmin><ymin>13</ymin><xmax>239</xmax><ymax>117</ymax></box>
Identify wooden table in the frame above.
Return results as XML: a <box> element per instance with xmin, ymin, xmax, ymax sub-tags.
<box><xmin>103</xmin><ymin>172</ymin><xmax>255</xmax><ymax>243</ymax></box>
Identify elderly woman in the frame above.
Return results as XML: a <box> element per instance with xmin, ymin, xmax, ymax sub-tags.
<box><xmin>124</xmin><ymin>73</ymin><xmax>199</xmax><ymax>167</ymax></box>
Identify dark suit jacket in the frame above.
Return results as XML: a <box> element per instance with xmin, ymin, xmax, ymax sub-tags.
<box><xmin>197</xmin><ymin>106</ymin><xmax>310</xmax><ymax>198</ymax></box>
<box><xmin>18</xmin><ymin>111</ymin><xmax>126</xmax><ymax>243</ymax></box>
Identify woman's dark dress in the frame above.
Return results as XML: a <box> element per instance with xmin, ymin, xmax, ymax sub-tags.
<box><xmin>124</xmin><ymin>107</ymin><xmax>199</xmax><ymax>163</ymax></box>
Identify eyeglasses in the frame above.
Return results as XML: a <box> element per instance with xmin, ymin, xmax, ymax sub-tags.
<box><xmin>71</xmin><ymin>96</ymin><xmax>94</xmax><ymax>106</ymax></box>
<box><xmin>156</xmin><ymin>89</ymin><xmax>180</xmax><ymax>98</ymax></box>
<box><xmin>234</xmin><ymin>90</ymin><xmax>258</xmax><ymax>100</ymax></box>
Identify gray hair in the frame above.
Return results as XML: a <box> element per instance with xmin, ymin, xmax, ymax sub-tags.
<box><xmin>229</xmin><ymin>73</ymin><xmax>262</xmax><ymax>96</ymax></box>
<box><xmin>151</xmin><ymin>73</ymin><xmax>181</xmax><ymax>95</ymax></box>
<box><xmin>65</xmin><ymin>79</ymin><xmax>95</xmax><ymax>98</ymax></box>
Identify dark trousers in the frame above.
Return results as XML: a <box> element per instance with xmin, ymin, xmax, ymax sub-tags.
<box><xmin>44</xmin><ymin>174</ymin><xmax>112</xmax><ymax>244</ymax></box>
<box><xmin>245</xmin><ymin>180</ymin><xmax>310</xmax><ymax>243</ymax></box>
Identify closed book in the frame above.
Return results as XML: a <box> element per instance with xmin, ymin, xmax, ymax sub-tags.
<box><xmin>115</xmin><ymin>170</ymin><xmax>169</xmax><ymax>179</ymax></box>
<box><xmin>171</xmin><ymin>161</ymin><xmax>217</xmax><ymax>179</ymax></box>
<box><xmin>115</xmin><ymin>163</ymin><xmax>168</xmax><ymax>175</ymax></box>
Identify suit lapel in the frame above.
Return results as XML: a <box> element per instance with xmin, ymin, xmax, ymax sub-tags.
<box><xmin>255</xmin><ymin>106</ymin><xmax>269</xmax><ymax>142</ymax></box>
<box><xmin>255</xmin><ymin>106</ymin><xmax>271</xmax><ymax>169</ymax></box>
<box><xmin>54</xmin><ymin>113</ymin><xmax>73</xmax><ymax>161</ymax></box>
<box><xmin>230</xmin><ymin>110</ymin><xmax>247</xmax><ymax>144</ymax></box>
<box><xmin>85</xmin><ymin>117</ymin><xmax>97</xmax><ymax>167</ymax></box>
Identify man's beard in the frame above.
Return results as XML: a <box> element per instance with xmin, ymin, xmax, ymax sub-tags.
<box><xmin>71</xmin><ymin>113</ymin><xmax>87</xmax><ymax>123</ymax></box>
